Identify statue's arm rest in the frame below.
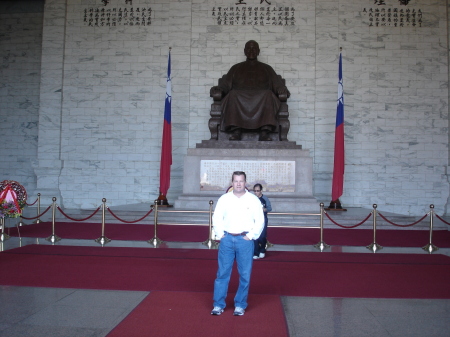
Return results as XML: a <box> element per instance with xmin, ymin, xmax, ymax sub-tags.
<box><xmin>210</xmin><ymin>75</ymin><xmax>229</xmax><ymax>102</ymax></box>
<box><xmin>275</xmin><ymin>75</ymin><xmax>290</xmax><ymax>102</ymax></box>
<box><xmin>210</xmin><ymin>87</ymin><xmax>223</xmax><ymax>101</ymax></box>
<box><xmin>278</xmin><ymin>92</ymin><xmax>288</xmax><ymax>102</ymax></box>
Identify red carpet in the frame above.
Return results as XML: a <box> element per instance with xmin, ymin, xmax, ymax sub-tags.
<box><xmin>107</xmin><ymin>291</ymin><xmax>288</xmax><ymax>337</ymax></box>
<box><xmin>6</xmin><ymin>221</ymin><xmax>450</xmax><ymax>247</ymax></box>
<box><xmin>1</xmin><ymin>245</ymin><xmax>449</xmax><ymax>299</ymax></box>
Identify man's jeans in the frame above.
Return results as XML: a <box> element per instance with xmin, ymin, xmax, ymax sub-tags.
<box><xmin>213</xmin><ymin>233</ymin><xmax>254</xmax><ymax>309</ymax></box>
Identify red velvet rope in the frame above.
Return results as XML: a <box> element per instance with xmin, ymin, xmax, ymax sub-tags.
<box><xmin>20</xmin><ymin>205</ymin><xmax>52</xmax><ymax>220</ymax></box>
<box><xmin>378</xmin><ymin>212</ymin><xmax>427</xmax><ymax>227</ymax></box>
<box><xmin>25</xmin><ymin>198</ymin><xmax>38</xmax><ymax>206</ymax></box>
<box><xmin>325</xmin><ymin>212</ymin><xmax>372</xmax><ymax>228</ymax></box>
<box><xmin>107</xmin><ymin>207</ymin><xmax>153</xmax><ymax>224</ymax></box>
<box><xmin>435</xmin><ymin>214</ymin><xmax>450</xmax><ymax>226</ymax></box>
<box><xmin>57</xmin><ymin>206</ymin><xmax>101</xmax><ymax>222</ymax></box>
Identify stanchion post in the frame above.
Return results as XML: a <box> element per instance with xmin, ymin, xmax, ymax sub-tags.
<box><xmin>17</xmin><ymin>215</ymin><xmax>25</xmax><ymax>227</ymax></box>
<box><xmin>45</xmin><ymin>197</ymin><xmax>61</xmax><ymax>243</ymax></box>
<box><xmin>202</xmin><ymin>200</ymin><xmax>219</xmax><ymax>249</ymax></box>
<box><xmin>314</xmin><ymin>203</ymin><xmax>330</xmax><ymax>252</ymax></box>
<box><xmin>95</xmin><ymin>198</ymin><xmax>111</xmax><ymax>246</ymax></box>
<box><xmin>0</xmin><ymin>217</ymin><xmax>10</xmax><ymax>242</ymax></box>
<box><xmin>34</xmin><ymin>193</ymin><xmax>42</xmax><ymax>224</ymax></box>
<box><xmin>422</xmin><ymin>204</ymin><xmax>439</xmax><ymax>254</ymax></box>
<box><xmin>148</xmin><ymin>199</ymin><xmax>164</xmax><ymax>247</ymax></box>
<box><xmin>366</xmin><ymin>204</ymin><xmax>382</xmax><ymax>253</ymax></box>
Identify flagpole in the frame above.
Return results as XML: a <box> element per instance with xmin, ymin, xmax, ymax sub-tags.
<box><xmin>326</xmin><ymin>48</ymin><xmax>347</xmax><ymax>211</ymax></box>
<box><xmin>158</xmin><ymin>47</ymin><xmax>173</xmax><ymax>207</ymax></box>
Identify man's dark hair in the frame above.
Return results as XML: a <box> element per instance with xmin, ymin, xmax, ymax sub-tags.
<box><xmin>253</xmin><ymin>183</ymin><xmax>263</xmax><ymax>191</ymax></box>
<box><xmin>232</xmin><ymin>171</ymin><xmax>246</xmax><ymax>182</ymax></box>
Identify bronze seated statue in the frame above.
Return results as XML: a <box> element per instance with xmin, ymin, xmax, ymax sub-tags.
<box><xmin>209</xmin><ymin>40</ymin><xmax>290</xmax><ymax>142</ymax></box>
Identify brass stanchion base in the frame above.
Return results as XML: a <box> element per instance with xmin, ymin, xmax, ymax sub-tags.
<box><xmin>0</xmin><ymin>233</ymin><xmax>10</xmax><ymax>242</ymax></box>
<box><xmin>148</xmin><ymin>237</ymin><xmax>164</xmax><ymax>247</ymax></box>
<box><xmin>314</xmin><ymin>241</ymin><xmax>330</xmax><ymax>252</ymax></box>
<box><xmin>422</xmin><ymin>243</ymin><xmax>439</xmax><ymax>254</ymax></box>
<box><xmin>266</xmin><ymin>240</ymin><xmax>274</xmax><ymax>249</ymax></box>
<box><xmin>17</xmin><ymin>220</ymin><xmax>25</xmax><ymax>227</ymax></box>
<box><xmin>366</xmin><ymin>242</ymin><xmax>383</xmax><ymax>253</ymax></box>
<box><xmin>46</xmin><ymin>234</ymin><xmax>61</xmax><ymax>243</ymax></box>
<box><xmin>33</xmin><ymin>219</ymin><xmax>42</xmax><ymax>224</ymax></box>
<box><xmin>95</xmin><ymin>236</ymin><xmax>111</xmax><ymax>245</ymax></box>
<box><xmin>202</xmin><ymin>238</ymin><xmax>219</xmax><ymax>249</ymax></box>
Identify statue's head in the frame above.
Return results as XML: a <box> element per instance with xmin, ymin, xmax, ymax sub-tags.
<box><xmin>244</xmin><ymin>40</ymin><xmax>260</xmax><ymax>61</ymax></box>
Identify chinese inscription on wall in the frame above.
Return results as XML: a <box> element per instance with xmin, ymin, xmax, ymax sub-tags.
<box><xmin>200</xmin><ymin>160</ymin><xmax>295</xmax><ymax>193</ymax></box>
<box><xmin>211</xmin><ymin>5</ymin><xmax>296</xmax><ymax>26</ymax></box>
<box><xmin>363</xmin><ymin>0</ymin><xmax>422</xmax><ymax>27</ymax></box>
<box><xmin>83</xmin><ymin>6</ymin><xmax>152</xmax><ymax>27</ymax></box>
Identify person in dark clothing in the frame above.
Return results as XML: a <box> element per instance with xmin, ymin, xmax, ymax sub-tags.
<box><xmin>252</xmin><ymin>183</ymin><xmax>272</xmax><ymax>259</ymax></box>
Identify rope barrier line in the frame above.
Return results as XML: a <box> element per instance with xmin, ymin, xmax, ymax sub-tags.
<box><xmin>435</xmin><ymin>214</ymin><xmax>450</xmax><ymax>226</ymax></box>
<box><xmin>57</xmin><ymin>206</ymin><xmax>101</xmax><ymax>222</ymax></box>
<box><xmin>20</xmin><ymin>205</ymin><xmax>52</xmax><ymax>220</ymax></box>
<box><xmin>25</xmin><ymin>198</ymin><xmax>38</xmax><ymax>206</ymax></box>
<box><xmin>107</xmin><ymin>207</ymin><xmax>153</xmax><ymax>224</ymax></box>
<box><xmin>8</xmin><ymin>195</ymin><xmax>446</xmax><ymax>254</ymax></box>
<box><xmin>325</xmin><ymin>212</ymin><xmax>372</xmax><ymax>228</ymax></box>
<box><xmin>378</xmin><ymin>212</ymin><xmax>428</xmax><ymax>227</ymax></box>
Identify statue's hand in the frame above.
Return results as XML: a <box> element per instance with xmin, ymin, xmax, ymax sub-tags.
<box><xmin>277</xmin><ymin>87</ymin><xmax>288</xmax><ymax>95</ymax></box>
<box><xmin>277</xmin><ymin>86</ymin><xmax>290</xmax><ymax>102</ymax></box>
<box><xmin>210</xmin><ymin>86</ymin><xmax>224</xmax><ymax>100</ymax></box>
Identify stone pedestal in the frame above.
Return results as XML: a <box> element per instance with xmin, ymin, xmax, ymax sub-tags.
<box><xmin>174</xmin><ymin>147</ymin><xmax>318</xmax><ymax>212</ymax></box>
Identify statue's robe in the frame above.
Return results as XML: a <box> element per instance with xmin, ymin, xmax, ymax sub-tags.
<box><xmin>218</xmin><ymin>60</ymin><xmax>285</xmax><ymax>132</ymax></box>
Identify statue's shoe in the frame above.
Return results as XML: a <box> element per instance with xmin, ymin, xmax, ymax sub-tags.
<box><xmin>229</xmin><ymin>130</ymin><xmax>241</xmax><ymax>141</ymax></box>
<box><xmin>259</xmin><ymin>133</ymin><xmax>272</xmax><ymax>141</ymax></box>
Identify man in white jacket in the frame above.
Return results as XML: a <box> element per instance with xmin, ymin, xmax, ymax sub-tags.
<box><xmin>211</xmin><ymin>171</ymin><xmax>265</xmax><ymax>316</ymax></box>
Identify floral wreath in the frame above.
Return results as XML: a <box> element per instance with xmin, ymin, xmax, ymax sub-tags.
<box><xmin>0</xmin><ymin>180</ymin><xmax>27</xmax><ymax>218</ymax></box>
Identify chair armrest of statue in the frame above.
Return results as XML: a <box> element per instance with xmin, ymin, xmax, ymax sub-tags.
<box><xmin>208</xmin><ymin>40</ymin><xmax>291</xmax><ymax>142</ymax></box>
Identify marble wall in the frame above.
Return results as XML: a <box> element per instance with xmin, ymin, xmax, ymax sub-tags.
<box><xmin>0</xmin><ymin>0</ymin><xmax>448</xmax><ymax>216</ymax></box>
<box><xmin>0</xmin><ymin>1</ymin><xmax>43</xmax><ymax>197</ymax></box>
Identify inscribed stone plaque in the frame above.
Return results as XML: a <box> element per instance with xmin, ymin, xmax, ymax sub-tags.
<box><xmin>200</xmin><ymin>160</ymin><xmax>295</xmax><ymax>193</ymax></box>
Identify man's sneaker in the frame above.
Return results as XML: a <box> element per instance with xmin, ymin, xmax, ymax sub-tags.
<box><xmin>233</xmin><ymin>307</ymin><xmax>245</xmax><ymax>316</ymax></box>
<box><xmin>253</xmin><ymin>255</ymin><xmax>259</xmax><ymax>260</ymax></box>
<box><xmin>259</xmin><ymin>252</ymin><xmax>265</xmax><ymax>258</ymax></box>
<box><xmin>211</xmin><ymin>307</ymin><xmax>224</xmax><ymax>315</ymax></box>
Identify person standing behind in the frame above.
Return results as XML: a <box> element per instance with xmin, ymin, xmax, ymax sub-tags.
<box><xmin>253</xmin><ymin>184</ymin><xmax>272</xmax><ymax>259</ymax></box>
<box><xmin>211</xmin><ymin>171</ymin><xmax>265</xmax><ymax>316</ymax></box>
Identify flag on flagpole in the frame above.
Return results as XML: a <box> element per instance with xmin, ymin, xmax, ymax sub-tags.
<box><xmin>331</xmin><ymin>52</ymin><xmax>344</xmax><ymax>202</ymax></box>
<box><xmin>159</xmin><ymin>49</ymin><xmax>172</xmax><ymax>197</ymax></box>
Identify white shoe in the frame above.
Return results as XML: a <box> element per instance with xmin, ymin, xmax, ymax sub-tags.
<box><xmin>211</xmin><ymin>306</ymin><xmax>224</xmax><ymax>315</ymax></box>
<box><xmin>233</xmin><ymin>307</ymin><xmax>245</xmax><ymax>316</ymax></box>
<box><xmin>259</xmin><ymin>253</ymin><xmax>265</xmax><ymax>258</ymax></box>
<box><xmin>253</xmin><ymin>255</ymin><xmax>259</xmax><ymax>260</ymax></box>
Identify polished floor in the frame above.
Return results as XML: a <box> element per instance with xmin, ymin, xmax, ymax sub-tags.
<box><xmin>0</xmin><ymin>235</ymin><xmax>449</xmax><ymax>337</ymax></box>
<box><xmin>1</xmin><ymin>205</ymin><xmax>449</xmax><ymax>336</ymax></box>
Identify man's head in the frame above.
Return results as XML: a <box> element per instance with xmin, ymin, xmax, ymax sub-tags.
<box><xmin>244</xmin><ymin>40</ymin><xmax>260</xmax><ymax>61</ymax></box>
<box><xmin>253</xmin><ymin>183</ymin><xmax>263</xmax><ymax>198</ymax></box>
<box><xmin>231</xmin><ymin>171</ymin><xmax>247</xmax><ymax>196</ymax></box>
